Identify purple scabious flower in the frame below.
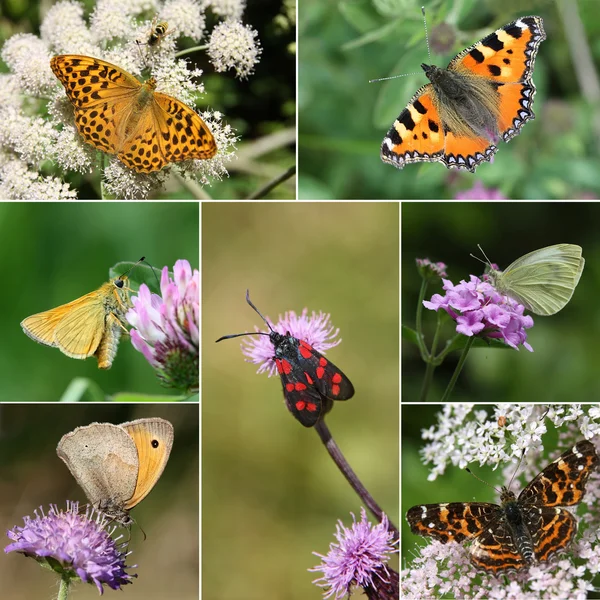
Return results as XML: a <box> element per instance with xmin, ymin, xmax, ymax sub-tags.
<box><xmin>424</xmin><ymin>274</ymin><xmax>534</xmax><ymax>351</ymax></box>
<box><xmin>241</xmin><ymin>306</ymin><xmax>343</xmax><ymax>377</ymax></box>
<box><xmin>416</xmin><ymin>258</ymin><xmax>447</xmax><ymax>279</ymax></box>
<box><xmin>127</xmin><ymin>259</ymin><xmax>199</xmax><ymax>391</ymax></box>
<box><xmin>310</xmin><ymin>508</ymin><xmax>398</xmax><ymax>600</ymax></box>
<box><xmin>5</xmin><ymin>502</ymin><xmax>135</xmax><ymax>595</ymax></box>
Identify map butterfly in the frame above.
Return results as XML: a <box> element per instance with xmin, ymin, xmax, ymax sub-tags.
<box><xmin>406</xmin><ymin>440</ymin><xmax>598</xmax><ymax>574</ymax></box>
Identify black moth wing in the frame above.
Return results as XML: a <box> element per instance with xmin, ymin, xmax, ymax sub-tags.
<box><xmin>272</xmin><ymin>332</ymin><xmax>354</xmax><ymax>427</ymax></box>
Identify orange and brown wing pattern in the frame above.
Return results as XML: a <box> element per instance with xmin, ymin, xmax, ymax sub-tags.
<box><xmin>406</xmin><ymin>440</ymin><xmax>598</xmax><ymax>574</ymax></box>
<box><xmin>406</xmin><ymin>501</ymin><xmax>501</xmax><ymax>544</ymax></box>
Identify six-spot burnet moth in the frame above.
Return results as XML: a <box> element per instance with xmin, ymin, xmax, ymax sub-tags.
<box><xmin>216</xmin><ymin>290</ymin><xmax>355</xmax><ymax>427</ymax></box>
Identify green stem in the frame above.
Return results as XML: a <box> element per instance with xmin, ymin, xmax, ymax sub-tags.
<box><xmin>419</xmin><ymin>311</ymin><xmax>442</xmax><ymax>402</ymax></box>
<box><xmin>440</xmin><ymin>336</ymin><xmax>475</xmax><ymax>402</ymax></box>
<box><xmin>57</xmin><ymin>576</ymin><xmax>71</xmax><ymax>600</ymax></box>
<box><xmin>176</xmin><ymin>45</ymin><xmax>207</xmax><ymax>58</ymax></box>
<box><xmin>415</xmin><ymin>278</ymin><xmax>428</xmax><ymax>359</ymax></box>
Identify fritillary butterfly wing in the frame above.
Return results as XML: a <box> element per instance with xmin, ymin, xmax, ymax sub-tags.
<box><xmin>50</xmin><ymin>54</ymin><xmax>217</xmax><ymax>172</ymax></box>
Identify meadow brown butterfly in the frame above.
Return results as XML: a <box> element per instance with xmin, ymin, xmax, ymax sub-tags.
<box><xmin>21</xmin><ymin>258</ymin><xmax>144</xmax><ymax>369</ymax></box>
<box><xmin>57</xmin><ymin>418</ymin><xmax>174</xmax><ymax>526</ymax></box>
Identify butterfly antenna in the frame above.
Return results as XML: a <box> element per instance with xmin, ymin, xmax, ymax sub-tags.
<box><xmin>140</xmin><ymin>257</ymin><xmax>161</xmax><ymax>292</ymax></box>
<box><xmin>368</xmin><ymin>6</ymin><xmax>427</xmax><ymax>83</ymax></box>
<box><xmin>120</xmin><ymin>256</ymin><xmax>146</xmax><ymax>279</ymax></box>
<box><xmin>215</xmin><ymin>289</ymin><xmax>274</xmax><ymax>343</ymax></box>
<box><xmin>464</xmin><ymin>467</ymin><xmax>503</xmax><ymax>495</ymax></box>
<box><xmin>421</xmin><ymin>6</ymin><xmax>431</xmax><ymax>62</ymax></box>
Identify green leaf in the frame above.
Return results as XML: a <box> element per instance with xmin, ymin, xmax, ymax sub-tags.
<box><xmin>59</xmin><ymin>378</ymin><xmax>106</xmax><ymax>402</ymax></box>
<box><xmin>402</xmin><ymin>324</ymin><xmax>420</xmax><ymax>345</ymax></box>
<box><xmin>445</xmin><ymin>335</ymin><xmax>510</xmax><ymax>354</ymax></box>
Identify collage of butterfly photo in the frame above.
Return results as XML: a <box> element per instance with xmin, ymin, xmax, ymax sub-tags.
<box><xmin>2</xmin><ymin>0</ymin><xmax>600</xmax><ymax>599</ymax></box>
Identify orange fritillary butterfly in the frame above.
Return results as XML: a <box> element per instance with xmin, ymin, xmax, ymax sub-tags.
<box><xmin>50</xmin><ymin>54</ymin><xmax>217</xmax><ymax>173</ymax></box>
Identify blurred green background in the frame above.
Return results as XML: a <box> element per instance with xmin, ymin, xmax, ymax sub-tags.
<box><xmin>0</xmin><ymin>0</ymin><xmax>295</xmax><ymax>199</ymax></box>
<box><xmin>0</xmin><ymin>202</ymin><xmax>198</xmax><ymax>400</ymax></box>
<box><xmin>401</xmin><ymin>404</ymin><xmax>594</xmax><ymax>580</ymax></box>
<box><xmin>402</xmin><ymin>202</ymin><xmax>600</xmax><ymax>402</ymax></box>
<box><xmin>202</xmin><ymin>202</ymin><xmax>399</xmax><ymax>599</ymax></box>
<box><xmin>299</xmin><ymin>0</ymin><xmax>600</xmax><ymax>199</ymax></box>
<box><xmin>0</xmin><ymin>403</ymin><xmax>198</xmax><ymax>600</ymax></box>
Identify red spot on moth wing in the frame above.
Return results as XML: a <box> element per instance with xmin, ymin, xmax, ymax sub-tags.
<box><xmin>280</xmin><ymin>359</ymin><xmax>292</xmax><ymax>374</ymax></box>
<box><xmin>319</xmin><ymin>357</ymin><xmax>327</xmax><ymax>367</ymax></box>
<box><xmin>295</xmin><ymin>382</ymin><xmax>307</xmax><ymax>391</ymax></box>
<box><xmin>299</xmin><ymin>339</ymin><xmax>313</xmax><ymax>357</ymax></box>
<box><xmin>332</xmin><ymin>373</ymin><xmax>342</xmax><ymax>384</ymax></box>
<box><xmin>332</xmin><ymin>384</ymin><xmax>340</xmax><ymax>396</ymax></box>
<box><xmin>275</xmin><ymin>358</ymin><xmax>284</xmax><ymax>374</ymax></box>
<box><xmin>316</xmin><ymin>366</ymin><xmax>325</xmax><ymax>379</ymax></box>
<box><xmin>304</xmin><ymin>372</ymin><xmax>314</xmax><ymax>385</ymax></box>
<box><xmin>285</xmin><ymin>383</ymin><xmax>294</xmax><ymax>392</ymax></box>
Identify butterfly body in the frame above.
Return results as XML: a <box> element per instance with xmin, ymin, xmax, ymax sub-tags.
<box><xmin>50</xmin><ymin>55</ymin><xmax>217</xmax><ymax>172</ymax></box>
<box><xmin>381</xmin><ymin>16</ymin><xmax>546</xmax><ymax>172</ymax></box>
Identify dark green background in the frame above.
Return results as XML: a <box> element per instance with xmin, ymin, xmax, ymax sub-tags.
<box><xmin>299</xmin><ymin>0</ymin><xmax>600</xmax><ymax>199</ymax></box>
<box><xmin>402</xmin><ymin>201</ymin><xmax>599</xmax><ymax>403</ymax></box>
<box><xmin>202</xmin><ymin>202</ymin><xmax>399</xmax><ymax>599</ymax></box>
<box><xmin>0</xmin><ymin>403</ymin><xmax>199</xmax><ymax>599</ymax></box>
<box><xmin>1</xmin><ymin>202</ymin><xmax>198</xmax><ymax>400</ymax></box>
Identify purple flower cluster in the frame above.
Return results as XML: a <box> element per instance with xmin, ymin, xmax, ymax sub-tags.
<box><xmin>416</xmin><ymin>258</ymin><xmax>447</xmax><ymax>279</ymax></box>
<box><xmin>5</xmin><ymin>502</ymin><xmax>134</xmax><ymax>594</ymax></box>
<box><xmin>310</xmin><ymin>508</ymin><xmax>397</xmax><ymax>599</ymax></box>
<box><xmin>424</xmin><ymin>275</ymin><xmax>534</xmax><ymax>351</ymax></box>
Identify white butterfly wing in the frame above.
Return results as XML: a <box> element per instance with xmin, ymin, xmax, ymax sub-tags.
<box><xmin>494</xmin><ymin>244</ymin><xmax>584</xmax><ymax>316</ymax></box>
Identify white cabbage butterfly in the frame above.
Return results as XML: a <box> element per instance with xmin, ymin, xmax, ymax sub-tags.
<box><xmin>477</xmin><ymin>244</ymin><xmax>584</xmax><ymax>316</ymax></box>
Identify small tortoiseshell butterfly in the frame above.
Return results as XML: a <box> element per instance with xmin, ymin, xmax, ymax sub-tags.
<box><xmin>381</xmin><ymin>16</ymin><xmax>546</xmax><ymax>173</ymax></box>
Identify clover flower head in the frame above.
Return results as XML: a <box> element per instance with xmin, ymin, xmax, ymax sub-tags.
<box><xmin>424</xmin><ymin>274</ymin><xmax>534</xmax><ymax>351</ymax></box>
<box><xmin>310</xmin><ymin>508</ymin><xmax>398</xmax><ymax>600</ymax></box>
<box><xmin>5</xmin><ymin>501</ymin><xmax>135</xmax><ymax>594</ymax></box>
<box><xmin>127</xmin><ymin>259</ymin><xmax>198</xmax><ymax>390</ymax></box>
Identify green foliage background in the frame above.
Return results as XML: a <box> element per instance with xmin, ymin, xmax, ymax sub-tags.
<box><xmin>299</xmin><ymin>0</ymin><xmax>600</xmax><ymax>199</ymax></box>
<box><xmin>202</xmin><ymin>202</ymin><xmax>399</xmax><ymax>599</ymax></box>
<box><xmin>0</xmin><ymin>403</ymin><xmax>199</xmax><ymax>599</ymax></box>
<box><xmin>0</xmin><ymin>202</ymin><xmax>198</xmax><ymax>401</ymax></box>
<box><xmin>402</xmin><ymin>201</ymin><xmax>600</xmax><ymax>403</ymax></box>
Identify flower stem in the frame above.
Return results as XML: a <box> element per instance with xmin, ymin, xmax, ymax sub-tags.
<box><xmin>440</xmin><ymin>336</ymin><xmax>475</xmax><ymax>402</ymax></box>
<box><xmin>57</xmin><ymin>575</ymin><xmax>71</xmax><ymax>600</ymax></box>
<box><xmin>419</xmin><ymin>310</ymin><xmax>442</xmax><ymax>402</ymax></box>
<box><xmin>314</xmin><ymin>420</ymin><xmax>399</xmax><ymax>542</ymax></box>
<box><xmin>415</xmin><ymin>278</ymin><xmax>428</xmax><ymax>359</ymax></box>
<box><xmin>176</xmin><ymin>45</ymin><xmax>207</xmax><ymax>58</ymax></box>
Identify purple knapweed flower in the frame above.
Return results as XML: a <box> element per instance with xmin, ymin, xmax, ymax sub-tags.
<box><xmin>240</xmin><ymin>306</ymin><xmax>343</xmax><ymax>377</ymax></box>
<box><xmin>416</xmin><ymin>258</ymin><xmax>447</xmax><ymax>279</ymax></box>
<box><xmin>5</xmin><ymin>502</ymin><xmax>135</xmax><ymax>595</ymax></box>
<box><xmin>424</xmin><ymin>275</ymin><xmax>534</xmax><ymax>351</ymax></box>
<box><xmin>454</xmin><ymin>180</ymin><xmax>507</xmax><ymax>200</ymax></box>
<box><xmin>310</xmin><ymin>508</ymin><xmax>398</xmax><ymax>600</ymax></box>
<box><xmin>127</xmin><ymin>259</ymin><xmax>199</xmax><ymax>391</ymax></box>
